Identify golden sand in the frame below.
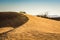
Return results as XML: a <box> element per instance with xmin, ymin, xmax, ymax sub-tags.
<box><xmin>0</xmin><ymin>14</ymin><xmax>60</xmax><ymax>40</ymax></box>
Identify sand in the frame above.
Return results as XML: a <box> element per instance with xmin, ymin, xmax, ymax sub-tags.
<box><xmin>0</xmin><ymin>14</ymin><xmax>60</xmax><ymax>40</ymax></box>
<box><xmin>13</xmin><ymin>14</ymin><xmax>60</xmax><ymax>33</ymax></box>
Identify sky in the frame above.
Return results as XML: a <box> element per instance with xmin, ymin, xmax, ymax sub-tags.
<box><xmin>0</xmin><ymin>0</ymin><xmax>60</xmax><ymax>15</ymax></box>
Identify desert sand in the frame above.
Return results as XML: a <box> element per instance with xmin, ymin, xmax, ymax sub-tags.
<box><xmin>0</xmin><ymin>13</ymin><xmax>60</xmax><ymax>40</ymax></box>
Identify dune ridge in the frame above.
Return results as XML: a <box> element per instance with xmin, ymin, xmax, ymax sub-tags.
<box><xmin>13</xmin><ymin>14</ymin><xmax>60</xmax><ymax>33</ymax></box>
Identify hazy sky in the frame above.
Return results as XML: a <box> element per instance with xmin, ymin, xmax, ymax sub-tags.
<box><xmin>0</xmin><ymin>0</ymin><xmax>60</xmax><ymax>15</ymax></box>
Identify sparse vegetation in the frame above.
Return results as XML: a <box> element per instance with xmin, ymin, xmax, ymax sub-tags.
<box><xmin>19</xmin><ymin>11</ymin><xmax>26</xmax><ymax>14</ymax></box>
<box><xmin>36</xmin><ymin>12</ymin><xmax>48</xmax><ymax>18</ymax></box>
<box><xmin>36</xmin><ymin>12</ymin><xmax>60</xmax><ymax>21</ymax></box>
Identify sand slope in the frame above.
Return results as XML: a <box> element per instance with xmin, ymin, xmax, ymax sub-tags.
<box><xmin>13</xmin><ymin>14</ymin><xmax>60</xmax><ymax>33</ymax></box>
<box><xmin>0</xmin><ymin>14</ymin><xmax>60</xmax><ymax>40</ymax></box>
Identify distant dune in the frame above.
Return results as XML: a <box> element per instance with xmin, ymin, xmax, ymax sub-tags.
<box><xmin>0</xmin><ymin>12</ymin><xmax>60</xmax><ymax>40</ymax></box>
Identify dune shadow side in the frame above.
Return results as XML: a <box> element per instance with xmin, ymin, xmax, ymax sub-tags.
<box><xmin>0</xmin><ymin>12</ymin><xmax>29</xmax><ymax>40</ymax></box>
<box><xmin>0</xmin><ymin>12</ymin><xmax>29</xmax><ymax>28</ymax></box>
<box><xmin>0</xmin><ymin>12</ymin><xmax>29</xmax><ymax>35</ymax></box>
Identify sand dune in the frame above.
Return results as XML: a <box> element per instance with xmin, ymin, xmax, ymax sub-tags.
<box><xmin>0</xmin><ymin>13</ymin><xmax>60</xmax><ymax>40</ymax></box>
<box><xmin>13</xmin><ymin>14</ymin><xmax>60</xmax><ymax>33</ymax></box>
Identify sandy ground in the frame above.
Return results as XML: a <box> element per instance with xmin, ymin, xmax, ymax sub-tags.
<box><xmin>0</xmin><ymin>14</ymin><xmax>60</xmax><ymax>40</ymax></box>
<box><xmin>13</xmin><ymin>14</ymin><xmax>60</xmax><ymax>33</ymax></box>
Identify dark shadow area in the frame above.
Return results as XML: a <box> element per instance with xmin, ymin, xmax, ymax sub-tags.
<box><xmin>0</xmin><ymin>12</ymin><xmax>29</xmax><ymax>34</ymax></box>
<box><xmin>0</xmin><ymin>12</ymin><xmax>29</xmax><ymax>28</ymax></box>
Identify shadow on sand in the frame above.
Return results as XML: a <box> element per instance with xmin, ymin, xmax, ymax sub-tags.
<box><xmin>0</xmin><ymin>12</ymin><xmax>29</xmax><ymax>34</ymax></box>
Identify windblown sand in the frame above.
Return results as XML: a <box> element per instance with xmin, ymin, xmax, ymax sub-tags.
<box><xmin>0</xmin><ymin>14</ymin><xmax>60</xmax><ymax>40</ymax></box>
